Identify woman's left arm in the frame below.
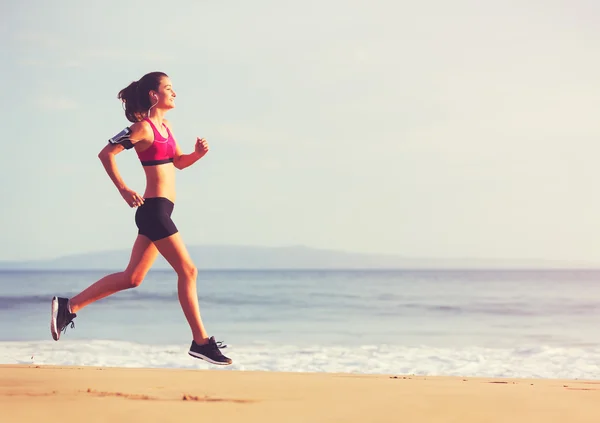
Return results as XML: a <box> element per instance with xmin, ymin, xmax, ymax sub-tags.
<box><xmin>166</xmin><ymin>120</ymin><xmax>210</xmax><ymax>170</ymax></box>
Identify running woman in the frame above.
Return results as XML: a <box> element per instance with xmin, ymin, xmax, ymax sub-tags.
<box><xmin>50</xmin><ymin>71</ymin><xmax>232</xmax><ymax>365</ymax></box>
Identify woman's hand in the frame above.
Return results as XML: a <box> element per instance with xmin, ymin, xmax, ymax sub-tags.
<box><xmin>195</xmin><ymin>137</ymin><xmax>209</xmax><ymax>158</ymax></box>
<box><xmin>119</xmin><ymin>187</ymin><xmax>145</xmax><ymax>208</ymax></box>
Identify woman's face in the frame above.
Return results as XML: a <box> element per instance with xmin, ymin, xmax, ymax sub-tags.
<box><xmin>153</xmin><ymin>77</ymin><xmax>177</xmax><ymax>110</ymax></box>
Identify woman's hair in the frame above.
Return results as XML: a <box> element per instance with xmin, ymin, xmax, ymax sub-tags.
<box><xmin>118</xmin><ymin>71</ymin><xmax>168</xmax><ymax>122</ymax></box>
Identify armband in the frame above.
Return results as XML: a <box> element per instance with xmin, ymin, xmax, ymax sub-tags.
<box><xmin>108</xmin><ymin>127</ymin><xmax>134</xmax><ymax>150</ymax></box>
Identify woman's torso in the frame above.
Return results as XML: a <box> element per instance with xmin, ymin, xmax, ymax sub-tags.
<box><xmin>135</xmin><ymin>118</ymin><xmax>177</xmax><ymax>203</ymax></box>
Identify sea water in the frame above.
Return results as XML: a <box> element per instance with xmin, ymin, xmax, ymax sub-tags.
<box><xmin>1</xmin><ymin>269</ymin><xmax>599</xmax><ymax>379</ymax></box>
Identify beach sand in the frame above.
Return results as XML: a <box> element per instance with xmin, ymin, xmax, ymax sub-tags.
<box><xmin>1</xmin><ymin>364</ymin><xmax>599</xmax><ymax>423</ymax></box>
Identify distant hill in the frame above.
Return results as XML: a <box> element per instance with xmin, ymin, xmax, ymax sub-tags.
<box><xmin>0</xmin><ymin>245</ymin><xmax>593</xmax><ymax>270</ymax></box>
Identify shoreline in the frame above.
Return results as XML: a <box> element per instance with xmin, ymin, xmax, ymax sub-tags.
<box><xmin>2</xmin><ymin>364</ymin><xmax>599</xmax><ymax>423</ymax></box>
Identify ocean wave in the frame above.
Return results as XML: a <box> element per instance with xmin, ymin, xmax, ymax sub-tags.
<box><xmin>1</xmin><ymin>340</ymin><xmax>599</xmax><ymax>380</ymax></box>
<box><xmin>2</xmin><ymin>292</ymin><xmax>598</xmax><ymax>317</ymax></box>
<box><xmin>0</xmin><ymin>293</ymin><xmax>306</xmax><ymax>308</ymax></box>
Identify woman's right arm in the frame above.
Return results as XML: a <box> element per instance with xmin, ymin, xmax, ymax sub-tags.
<box><xmin>98</xmin><ymin>122</ymin><xmax>150</xmax><ymax>208</ymax></box>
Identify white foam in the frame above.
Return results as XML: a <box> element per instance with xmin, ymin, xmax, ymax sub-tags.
<box><xmin>2</xmin><ymin>340</ymin><xmax>599</xmax><ymax>380</ymax></box>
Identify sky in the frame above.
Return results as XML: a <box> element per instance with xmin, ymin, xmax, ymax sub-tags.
<box><xmin>1</xmin><ymin>0</ymin><xmax>600</xmax><ymax>263</ymax></box>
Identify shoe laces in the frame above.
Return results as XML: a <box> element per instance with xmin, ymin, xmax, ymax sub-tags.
<box><xmin>61</xmin><ymin>314</ymin><xmax>76</xmax><ymax>334</ymax></box>
<box><xmin>209</xmin><ymin>338</ymin><xmax>228</xmax><ymax>349</ymax></box>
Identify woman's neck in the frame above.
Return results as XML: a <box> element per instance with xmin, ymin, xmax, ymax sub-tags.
<box><xmin>148</xmin><ymin>109</ymin><xmax>166</xmax><ymax>126</ymax></box>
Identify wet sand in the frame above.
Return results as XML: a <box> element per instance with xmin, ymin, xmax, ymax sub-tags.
<box><xmin>1</xmin><ymin>364</ymin><xmax>599</xmax><ymax>423</ymax></box>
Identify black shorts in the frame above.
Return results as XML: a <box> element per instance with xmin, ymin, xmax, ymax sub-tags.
<box><xmin>134</xmin><ymin>197</ymin><xmax>178</xmax><ymax>241</ymax></box>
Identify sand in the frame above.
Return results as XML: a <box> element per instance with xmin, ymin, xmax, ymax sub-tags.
<box><xmin>1</xmin><ymin>364</ymin><xmax>599</xmax><ymax>423</ymax></box>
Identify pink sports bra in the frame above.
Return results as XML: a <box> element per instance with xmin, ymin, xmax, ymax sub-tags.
<box><xmin>137</xmin><ymin>118</ymin><xmax>176</xmax><ymax>166</ymax></box>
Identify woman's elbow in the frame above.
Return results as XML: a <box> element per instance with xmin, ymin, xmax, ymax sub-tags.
<box><xmin>98</xmin><ymin>149</ymin><xmax>113</xmax><ymax>161</ymax></box>
<box><xmin>98</xmin><ymin>143</ymin><xmax>123</xmax><ymax>160</ymax></box>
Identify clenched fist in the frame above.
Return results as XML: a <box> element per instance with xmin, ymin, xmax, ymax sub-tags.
<box><xmin>195</xmin><ymin>137</ymin><xmax>209</xmax><ymax>158</ymax></box>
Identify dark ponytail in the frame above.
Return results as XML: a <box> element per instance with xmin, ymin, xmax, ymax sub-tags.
<box><xmin>117</xmin><ymin>71</ymin><xmax>169</xmax><ymax>123</ymax></box>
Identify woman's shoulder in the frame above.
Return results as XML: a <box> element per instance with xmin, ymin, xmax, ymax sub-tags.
<box><xmin>129</xmin><ymin>120</ymin><xmax>154</xmax><ymax>141</ymax></box>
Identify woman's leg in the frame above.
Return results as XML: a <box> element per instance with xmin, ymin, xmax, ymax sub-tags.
<box><xmin>153</xmin><ymin>232</ymin><xmax>208</xmax><ymax>344</ymax></box>
<box><xmin>69</xmin><ymin>235</ymin><xmax>158</xmax><ymax>313</ymax></box>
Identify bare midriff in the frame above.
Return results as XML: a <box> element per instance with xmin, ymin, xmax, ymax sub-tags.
<box><xmin>142</xmin><ymin>163</ymin><xmax>177</xmax><ymax>203</ymax></box>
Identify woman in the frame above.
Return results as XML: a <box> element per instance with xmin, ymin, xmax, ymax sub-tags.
<box><xmin>50</xmin><ymin>71</ymin><xmax>231</xmax><ymax>366</ymax></box>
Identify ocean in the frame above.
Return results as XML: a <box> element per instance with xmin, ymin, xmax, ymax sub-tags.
<box><xmin>1</xmin><ymin>269</ymin><xmax>599</xmax><ymax>379</ymax></box>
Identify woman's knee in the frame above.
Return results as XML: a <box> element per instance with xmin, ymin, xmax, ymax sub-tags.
<box><xmin>176</xmin><ymin>263</ymin><xmax>197</xmax><ymax>281</ymax></box>
<box><xmin>123</xmin><ymin>271</ymin><xmax>145</xmax><ymax>288</ymax></box>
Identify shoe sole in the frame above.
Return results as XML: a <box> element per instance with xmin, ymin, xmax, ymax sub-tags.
<box><xmin>50</xmin><ymin>297</ymin><xmax>59</xmax><ymax>341</ymax></box>
<box><xmin>188</xmin><ymin>351</ymin><xmax>232</xmax><ymax>366</ymax></box>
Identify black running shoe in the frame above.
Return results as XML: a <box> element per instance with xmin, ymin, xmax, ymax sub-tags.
<box><xmin>188</xmin><ymin>336</ymin><xmax>232</xmax><ymax>365</ymax></box>
<box><xmin>50</xmin><ymin>296</ymin><xmax>76</xmax><ymax>341</ymax></box>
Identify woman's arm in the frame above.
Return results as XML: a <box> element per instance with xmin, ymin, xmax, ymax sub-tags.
<box><xmin>164</xmin><ymin>120</ymin><xmax>209</xmax><ymax>170</ymax></box>
<box><xmin>98</xmin><ymin>143</ymin><xmax>128</xmax><ymax>191</ymax></box>
<box><xmin>173</xmin><ymin>142</ymin><xmax>207</xmax><ymax>170</ymax></box>
<box><xmin>98</xmin><ymin>122</ymin><xmax>151</xmax><ymax>207</ymax></box>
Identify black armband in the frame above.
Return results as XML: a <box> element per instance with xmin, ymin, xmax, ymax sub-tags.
<box><xmin>108</xmin><ymin>127</ymin><xmax>134</xmax><ymax>150</ymax></box>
